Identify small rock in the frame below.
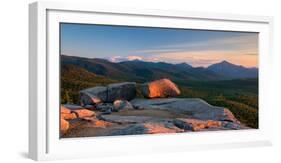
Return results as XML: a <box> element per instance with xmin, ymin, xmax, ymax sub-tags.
<box><xmin>61</xmin><ymin>105</ymin><xmax>77</xmax><ymax>120</ymax></box>
<box><xmin>173</xmin><ymin>119</ymin><xmax>193</xmax><ymax>131</ymax></box>
<box><xmin>61</xmin><ymin>112</ymin><xmax>77</xmax><ymax>120</ymax></box>
<box><xmin>79</xmin><ymin>86</ymin><xmax>107</xmax><ymax>105</ymax></box>
<box><xmin>221</xmin><ymin>121</ymin><xmax>249</xmax><ymax>130</ymax></box>
<box><xmin>96</xmin><ymin>103</ymin><xmax>113</xmax><ymax>112</ymax></box>
<box><xmin>113</xmin><ymin>100</ymin><xmax>134</xmax><ymax>111</ymax></box>
<box><xmin>101</xmin><ymin>109</ymin><xmax>112</xmax><ymax>115</ymax></box>
<box><xmin>107</xmin><ymin>82</ymin><xmax>136</xmax><ymax>102</ymax></box>
<box><xmin>140</xmin><ymin>78</ymin><xmax>180</xmax><ymax>98</ymax></box>
<box><xmin>72</xmin><ymin>109</ymin><xmax>95</xmax><ymax>118</ymax></box>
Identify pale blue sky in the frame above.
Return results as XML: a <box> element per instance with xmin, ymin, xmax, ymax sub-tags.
<box><xmin>60</xmin><ymin>23</ymin><xmax>258</xmax><ymax>67</ymax></box>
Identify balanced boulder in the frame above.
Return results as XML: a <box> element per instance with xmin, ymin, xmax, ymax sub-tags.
<box><xmin>141</xmin><ymin>78</ymin><xmax>180</xmax><ymax>98</ymax></box>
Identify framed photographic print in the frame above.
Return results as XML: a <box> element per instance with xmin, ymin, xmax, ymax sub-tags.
<box><xmin>29</xmin><ymin>1</ymin><xmax>274</xmax><ymax>161</ymax></box>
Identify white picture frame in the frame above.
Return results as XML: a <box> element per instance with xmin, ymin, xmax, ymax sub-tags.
<box><xmin>29</xmin><ymin>1</ymin><xmax>274</xmax><ymax>161</ymax></box>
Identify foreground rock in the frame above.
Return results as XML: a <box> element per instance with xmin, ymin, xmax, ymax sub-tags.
<box><xmin>60</xmin><ymin>105</ymin><xmax>77</xmax><ymax>120</ymax></box>
<box><xmin>60</xmin><ymin>118</ymin><xmax>69</xmax><ymax>135</ymax></box>
<box><xmin>61</xmin><ymin>105</ymin><xmax>71</xmax><ymax>114</ymax></box>
<box><xmin>107</xmin><ymin>82</ymin><xmax>136</xmax><ymax>102</ymax></box>
<box><xmin>100</xmin><ymin>115</ymin><xmax>157</xmax><ymax>124</ymax></box>
<box><xmin>96</xmin><ymin>103</ymin><xmax>113</xmax><ymax>114</ymax></box>
<box><xmin>68</xmin><ymin>117</ymin><xmax>113</xmax><ymax>129</ymax></box>
<box><xmin>141</xmin><ymin>78</ymin><xmax>180</xmax><ymax>98</ymax></box>
<box><xmin>110</xmin><ymin>122</ymin><xmax>184</xmax><ymax>135</ymax></box>
<box><xmin>72</xmin><ymin>109</ymin><xmax>96</xmax><ymax>118</ymax></box>
<box><xmin>174</xmin><ymin>118</ymin><xmax>248</xmax><ymax>131</ymax></box>
<box><xmin>131</xmin><ymin>98</ymin><xmax>240</xmax><ymax>123</ymax></box>
<box><xmin>79</xmin><ymin>86</ymin><xmax>107</xmax><ymax>105</ymax></box>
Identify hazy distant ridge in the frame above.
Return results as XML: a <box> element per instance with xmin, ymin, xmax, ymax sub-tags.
<box><xmin>61</xmin><ymin>55</ymin><xmax>258</xmax><ymax>82</ymax></box>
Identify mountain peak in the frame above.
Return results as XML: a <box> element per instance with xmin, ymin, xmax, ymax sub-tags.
<box><xmin>220</xmin><ymin>60</ymin><xmax>232</xmax><ymax>65</ymax></box>
<box><xmin>176</xmin><ymin>62</ymin><xmax>193</xmax><ymax>69</ymax></box>
<box><xmin>207</xmin><ymin>60</ymin><xmax>258</xmax><ymax>79</ymax></box>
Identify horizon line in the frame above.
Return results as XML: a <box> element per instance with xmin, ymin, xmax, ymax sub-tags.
<box><xmin>61</xmin><ymin>54</ymin><xmax>258</xmax><ymax>69</ymax></box>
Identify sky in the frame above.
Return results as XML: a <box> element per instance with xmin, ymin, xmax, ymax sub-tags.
<box><xmin>60</xmin><ymin>23</ymin><xmax>258</xmax><ymax>68</ymax></box>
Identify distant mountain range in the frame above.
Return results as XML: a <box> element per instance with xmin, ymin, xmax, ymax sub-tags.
<box><xmin>207</xmin><ymin>60</ymin><xmax>258</xmax><ymax>79</ymax></box>
<box><xmin>61</xmin><ymin>55</ymin><xmax>258</xmax><ymax>83</ymax></box>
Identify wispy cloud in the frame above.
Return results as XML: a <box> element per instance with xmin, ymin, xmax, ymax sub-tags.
<box><xmin>144</xmin><ymin>50</ymin><xmax>258</xmax><ymax>67</ymax></box>
<box><xmin>129</xmin><ymin>34</ymin><xmax>258</xmax><ymax>67</ymax></box>
<box><xmin>108</xmin><ymin>55</ymin><xmax>143</xmax><ymax>62</ymax></box>
<box><xmin>133</xmin><ymin>34</ymin><xmax>258</xmax><ymax>56</ymax></box>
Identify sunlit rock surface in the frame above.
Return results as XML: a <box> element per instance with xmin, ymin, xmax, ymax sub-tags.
<box><xmin>131</xmin><ymin>98</ymin><xmax>238</xmax><ymax>122</ymax></box>
<box><xmin>141</xmin><ymin>78</ymin><xmax>180</xmax><ymax>98</ymax></box>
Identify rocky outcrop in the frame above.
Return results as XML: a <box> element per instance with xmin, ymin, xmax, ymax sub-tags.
<box><xmin>141</xmin><ymin>78</ymin><xmax>180</xmax><ymax>98</ymax></box>
<box><xmin>131</xmin><ymin>98</ymin><xmax>238</xmax><ymax>123</ymax></box>
<box><xmin>107</xmin><ymin>82</ymin><xmax>136</xmax><ymax>102</ymax></box>
<box><xmin>60</xmin><ymin>105</ymin><xmax>97</xmax><ymax>135</ymax></box>
<box><xmin>61</xmin><ymin>79</ymin><xmax>249</xmax><ymax>138</ymax></box>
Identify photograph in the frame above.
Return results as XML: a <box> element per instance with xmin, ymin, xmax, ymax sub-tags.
<box><xmin>59</xmin><ymin>23</ymin><xmax>259</xmax><ymax>138</ymax></box>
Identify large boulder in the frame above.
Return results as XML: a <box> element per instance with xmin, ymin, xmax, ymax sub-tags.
<box><xmin>79</xmin><ymin>86</ymin><xmax>107</xmax><ymax>105</ymax></box>
<box><xmin>141</xmin><ymin>78</ymin><xmax>180</xmax><ymax>98</ymax></box>
<box><xmin>131</xmin><ymin>98</ymin><xmax>240</xmax><ymax>123</ymax></box>
<box><xmin>107</xmin><ymin>82</ymin><xmax>136</xmax><ymax>102</ymax></box>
